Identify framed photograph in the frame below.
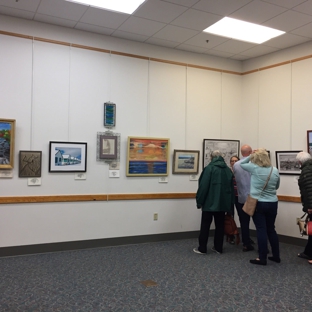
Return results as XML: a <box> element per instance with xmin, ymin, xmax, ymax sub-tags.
<box><xmin>99</xmin><ymin>135</ymin><xmax>117</xmax><ymax>159</ymax></box>
<box><xmin>275</xmin><ymin>151</ymin><xmax>302</xmax><ymax>175</ymax></box>
<box><xmin>49</xmin><ymin>141</ymin><xmax>87</xmax><ymax>173</ymax></box>
<box><xmin>307</xmin><ymin>130</ymin><xmax>312</xmax><ymax>155</ymax></box>
<box><xmin>203</xmin><ymin>139</ymin><xmax>240</xmax><ymax>168</ymax></box>
<box><xmin>104</xmin><ymin>102</ymin><xmax>116</xmax><ymax>127</ymax></box>
<box><xmin>0</xmin><ymin>118</ymin><xmax>16</xmax><ymax>169</ymax></box>
<box><xmin>126</xmin><ymin>136</ymin><xmax>170</xmax><ymax>176</ymax></box>
<box><xmin>19</xmin><ymin>151</ymin><xmax>42</xmax><ymax>177</ymax></box>
<box><xmin>172</xmin><ymin>149</ymin><xmax>200</xmax><ymax>174</ymax></box>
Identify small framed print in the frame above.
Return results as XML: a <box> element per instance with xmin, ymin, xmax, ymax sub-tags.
<box><xmin>172</xmin><ymin>149</ymin><xmax>200</xmax><ymax>174</ymax></box>
<box><xmin>104</xmin><ymin>102</ymin><xmax>116</xmax><ymax>127</ymax></box>
<box><xmin>19</xmin><ymin>151</ymin><xmax>42</xmax><ymax>177</ymax></box>
<box><xmin>0</xmin><ymin>118</ymin><xmax>16</xmax><ymax>169</ymax></box>
<box><xmin>99</xmin><ymin>135</ymin><xmax>117</xmax><ymax>159</ymax></box>
<box><xmin>275</xmin><ymin>151</ymin><xmax>302</xmax><ymax>175</ymax></box>
<box><xmin>307</xmin><ymin>130</ymin><xmax>312</xmax><ymax>155</ymax></box>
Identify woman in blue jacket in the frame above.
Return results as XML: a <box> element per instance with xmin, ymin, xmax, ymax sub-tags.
<box><xmin>240</xmin><ymin>148</ymin><xmax>280</xmax><ymax>265</ymax></box>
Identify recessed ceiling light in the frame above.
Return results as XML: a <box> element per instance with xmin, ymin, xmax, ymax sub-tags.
<box><xmin>203</xmin><ymin>17</ymin><xmax>285</xmax><ymax>44</ymax></box>
<box><xmin>65</xmin><ymin>0</ymin><xmax>146</xmax><ymax>14</ymax></box>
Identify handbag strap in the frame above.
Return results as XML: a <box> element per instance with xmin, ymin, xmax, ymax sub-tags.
<box><xmin>259</xmin><ymin>166</ymin><xmax>273</xmax><ymax>197</ymax></box>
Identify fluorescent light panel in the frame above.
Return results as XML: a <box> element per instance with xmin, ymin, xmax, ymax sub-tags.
<box><xmin>203</xmin><ymin>17</ymin><xmax>285</xmax><ymax>44</ymax></box>
<box><xmin>66</xmin><ymin>0</ymin><xmax>146</xmax><ymax>14</ymax></box>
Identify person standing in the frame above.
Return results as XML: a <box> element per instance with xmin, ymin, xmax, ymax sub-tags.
<box><xmin>233</xmin><ymin>144</ymin><xmax>254</xmax><ymax>252</ymax></box>
<box><xmin>240</xmin><ymin>149</ymin><xmax>280</xmax><ymax>265</ymax></box>
<box><xmin>193</xmin><ymin>150</ymin><xmax>234</xmax><ymax>255</ymax></box>
<box><xmin>296</xmin><ymin>151</ymin><xmax>312</xmax><ymax>263</ymax></box>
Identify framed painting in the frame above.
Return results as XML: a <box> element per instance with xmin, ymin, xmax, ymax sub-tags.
<box><xmin>0</xmin><ymin>118</ymin><xmax>16</xmax><ymax>169</ymax></box>
<box><xmin>99</xmin><ymin>135</ymin><xmax>117</xmax><ymax>159</ymax></box>
<box><xmin>104</xmin><ymin>102</ymin><xmax>116</xmax><ymax>127</ymax></box>
<box><xmin>203</xmin><ymin>139</ymin><xmax>240</xmax><ymax>168</ymax></box>
<box><xmin>307</xmin><ymin>130</ymin><xmax>312</xmax><ymax>155</ymax></box>
<box><xmin>126</xmin><ymin>136</ymin><xmax>170</xmax><ymax>176</ymax></box>
<box><xmin>275</xmin><ymin>151</ymin><xmax>302</xmax><ymax>175</ymax></box>
<box><xmin>172</xmin><ymin>149</ymin><xmax>200</xmax><ymax>174</ymax></box>
<box><xmin>19</xmin><ymin>151</ymin><xmax>42</xmax><ymax>177</ymax></box>
<box><xmin>49</xmin><ymin>141</ymin><xmax>87</xmax><ymax>172</ymax></box>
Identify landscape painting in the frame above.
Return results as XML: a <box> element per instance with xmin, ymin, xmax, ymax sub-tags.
<box><xmin>0</xmin><ymin>119</ymin><xmax>15</xmax><ymax>169</ymax></box>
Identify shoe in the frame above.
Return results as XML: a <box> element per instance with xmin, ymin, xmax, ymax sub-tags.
<box><xmin>250</xmin><ymin>239</ymin><xmax>255</xmax><ymax>245</ymax></box>
<box><xmin>308</xmin><ymin>260</ymin><xmax>312</xmax><ymax>265</ymax></box>
<box><xmin>250</xmin><ymin>258</ymin><xmax>267</xmax><ymax>265</ymax></box>
<box><xmin>211</xmin><ymin>246</ymin><xmax>221</xmax><ymax>254</ymax></box>
<box><xmin>268</xmin><ymin>256</ymin><xmax>281</xmax><ymax>263</ymax></box>
<box><xmin>298</xmin><ymin>252</ymin><xmax>312</xmax><ymax>260</ymax></box>
<box><xmin>193</xmin><ymin>248</ymin><xmax>206</xmax><ymax>255</ymax></box>
<box><xmin>229</xmin><ymin>240</ymin><xmax>235</xmax><ymax>245</ymax></box>
<box><xmin>243</xmin><ymin>245</ymin><xmax>254</xmax><ymax>252</ymax></box>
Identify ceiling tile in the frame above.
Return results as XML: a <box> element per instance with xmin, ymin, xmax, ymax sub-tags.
<box><xmin>183</xmin><ymin>32</ymin><xmax>229</xmax><ymax>49</ymax></box>
<box><xmin>264</xmin><ymin>32</ymin><xmax>311</xmax><ymax>49</ymax></box>
<box><xmin>261</xmin><ymin>0</ymin><xmax>308</xmax><ymax>9</ymax></box>
<box><xmin>229</xmin><ymin>54</ymin><xmax>251</xmax><ymax>61</ymax></box>
<box><xmin>75</xmin><ymin>23</ymin><xmax>115</xmax><ymax>36</ymax></box>
<box><xmin>293</xmin><ymin>0</ymin><xmax>312</xmax><ymax>15</ymax></box>
<box><xmin>204</xmin><ymin>50</ymin><xmax>235</xmax><ymax>58</ymax></box>
<box><xmin>0</xmin><ymin>0</ymin><xmax>40</xmax><ymax>11</ymax></box>
<box><xmin>118</xmin><ymin>16</ymin><xmax>166</xmax><ymax>37</ymax></box>
<box><xmin>238</xmin><ymin>44</ymin><xmax>279</xmax><ymax>57</ymax></box>
<box><xmin>152</xmin><ymin>25</ymin><xmax>199</xmax><ymax>42</ymax></box>
<box><xmin>170</xmin><ymin>9</ymin><xmax>221</xmax><ymax>31</ymax></box>
<box><xmin>290</xmin><ymin>22</ymin><xmax>312</xmax><ymax>38</ymax></box>
<box><xmin>34</xmin><ymin>14</ymin><xmax>77</xmax><ymax>27</ymax></box>
<box><xmin>134</xmin><ymin>0</ymin><xmax>188</xmax><ymax>23</ymax></box>
<box><xmin>175</xmin><ymin>44</ymin><xmax>209</xmax><ymax>53</ymax></box>
<box><xmin>37</xmin><ymin>0</ymin><xmax>87</xmax><ymax>21</ymax></box>
<box><xmin>145</xmin><ymin>37</ymin><xmax>180</xmax><ymax>48</ymax></box>
<box><xmin>193</xmin><ymin>0</ymin><xmax>253</xmax><ymax>16</ymax></box>
<box><xmin>0</xmin><ymin>6</ymin><xmax>35</xmax><ymax>19</ymax></box>
<box><xmin>213</xmin><ymin>40</ymin><xmax>256</xmax><ymax>54</ymax></box>
<box><xmin>79</xmin><ymin>7</ymin><xmax>129</xmax><ymax>29</ymax></box>
<box><xmin>160</xmin><ymin>0</ymin><xmax>199</xmax><ymax>7</ymax></box>
<box><xmin>229</xmin><ymin>1</ymin><xmax>287</xmax><ymax>24</ymax></box>
<box><xmin>263</xmin><ymin>10</ymin><xmax>312</xmax><ymax>32</ymax></box>
<box><xmin>112</xmin><ymin>31</ymin><xmax>149</xmax><ymax>42</ymax></box>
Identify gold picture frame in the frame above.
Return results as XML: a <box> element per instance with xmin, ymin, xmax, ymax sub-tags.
<box><xmin>0</xmin><ymin>118</ymin><xmax>16</xmax><ymax>169</ymax></box>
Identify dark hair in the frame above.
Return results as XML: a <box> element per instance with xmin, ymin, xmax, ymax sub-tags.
<box><xmin>230</xmin><ymin>155</ymin><xmax>240</xmax><ymax>162</ymax></box>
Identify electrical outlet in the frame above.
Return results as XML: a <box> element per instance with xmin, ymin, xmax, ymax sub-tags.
<box><xmin>153</xmin><ymin>213</ymin><xmax>158</xmax><ymax>221</ymax></box>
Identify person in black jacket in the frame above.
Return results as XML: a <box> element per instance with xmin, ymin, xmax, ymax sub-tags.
<box><xmin>296</xmin><ymin>152</ymin><xmax>312</xmax><ymax>263</ymax></box>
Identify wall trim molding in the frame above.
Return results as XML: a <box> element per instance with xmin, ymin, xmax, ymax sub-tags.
<box><xmin>0</xmin><ymin>193</ymin><xmax>300</xmax><ymax>204</ymax></box>
<box><xmin>1</xmin><ymin>30</ymin><xmax>312</xmax><ymax>76</ymax></box>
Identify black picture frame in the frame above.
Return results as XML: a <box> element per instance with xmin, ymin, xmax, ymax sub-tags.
<box><xmin>275</xmin><ymin>150</ymin><xmax>302</xmax><ymax>175</ymax></box>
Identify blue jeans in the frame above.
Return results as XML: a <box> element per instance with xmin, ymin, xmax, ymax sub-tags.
<box><xmin>252</xmin><ymin>201</ymin><xmax>279</xmax><ymax>261</ymax></box>
<box><xmin>236</xmin><ymin>201</ymin><xmax>252</xmax><ymax>247</ymax></box>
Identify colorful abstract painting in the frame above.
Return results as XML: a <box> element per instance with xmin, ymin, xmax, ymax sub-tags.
<box><xmin>104</xmin><ymin>102</ymin><xmax>116</xmax><ymax>127</ymax></box>
<box><xmin>0</xmin><ymin>119</ymin><xmax>15</xmax><ymax>169</ymax></box>
<box><xmin>126</xmin><ymin>137</ymin><xmax>170</xmax><ymax>176</ymax></box>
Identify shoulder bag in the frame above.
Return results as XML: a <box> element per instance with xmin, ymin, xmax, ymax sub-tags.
<box><xmin>242</xmin><ymin>167</ymin><xmax>273</xmax><ymax>216</ymax></box>
<box><xmin>297</xmin><ymin>213</ymin><xmax>312</xmax><ymax>236</ymax></box>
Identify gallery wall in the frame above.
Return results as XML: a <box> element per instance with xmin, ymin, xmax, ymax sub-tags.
<box><xmin>0</xmin><ymin>15</ymin><xmax>311</xmax><ymax>248</ymax></box>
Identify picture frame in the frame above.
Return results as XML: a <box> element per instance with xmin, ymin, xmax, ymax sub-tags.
<box><xmin>275</xmin><ymin>151</ymin><xmax>302</xmax><ymax>175</ymax></box>
<box><xmin>0</xmin><ymin>118</ymin><xmax>16</xmax><ymax>169</ymax></box>
<box><xmin>49</xmin><ymin>141</ymin><xmax>87</xmax><ymax>172</ymax></box>
<box><xmin>307</xmin><ymin>130</ymin><xmax>312</xmax><ymax>155</ymax></box>
<box><xmin>99</xmin><ymin>135</ymin><xmax>117</xmax><ymax>159</ymax></box>
<box><xmin>203</xmin><ymin>139</ymin><xmax>240</xmax><ymax>168</ymax></box>
<box><xmin>126</xmin><ymin>136</ymin><xmax>170</xmax><ymax>176</ymax></box>
<box><xmin>19</xmin><ymin>151</ymin><xmax>42</xmax><ymax>177</ymax></box>
<box><xmin>104</xmin><ymin>102</ymin><xmax>116</xmax><ymax>128</ymax></box>
<box><xmin>172</xmin><ymin>149</ymin><xmax>200</xmax><ymax>174</ymax></box>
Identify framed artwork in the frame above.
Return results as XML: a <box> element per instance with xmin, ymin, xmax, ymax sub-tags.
<box><xmin>172</xmin><ymin>149</ymin><xmax>200</xmax><ymax>174</ymax></box>
<box><xmin>0</xmin><ymin>118</ymin><xmax>16</xmax><ymax>169</ymax></box>
<box><xmin>126</xmin><ymin>136</ymin><xmax>170</xmax><ymax>176</ymax></box>
<box><xmin>203</xmin><ymin>139</ymin><xmax>240</xmax><ymax>168</ymax></box>
<box><xmin>307</xmin><ymin>130</ymin><xmax>312</xmax><ymax>155</ymax></box>
<box><xmin>19</xmin><ymin>151</ymin><xmax>42</xmax><ymax>177</ymax></box>
<box><xmin>104</xmin><ymin>102</ymin><xmax>116</xmax><ymax>127</ymax></box>
<box><xmin>99</xmin><ymin>135</ymin><xmax>117</xmax><ymax>159</ymax></box>
<box><xmin>275</xmin><ymin>151</ymin><xmax>302</xmax><ymax>175</ymax></box>
<box><xmin>49</xmin><ymin>141</ymin><xmax>87</xmax><ymax>172</ymax></box>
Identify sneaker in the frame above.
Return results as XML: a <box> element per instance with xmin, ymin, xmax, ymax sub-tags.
<box><xmin>211</xmin><ymin>246</ymin><xmax>221</xmax><ymax>254</ymax></box>
<box><xmin>193</xmin><ymin>248</ymin><xmax>206</xmax><ymax>255</ymax></box>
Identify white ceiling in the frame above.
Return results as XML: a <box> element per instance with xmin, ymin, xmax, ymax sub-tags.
<box><xmin>1</xmin><ymin>0</ymin><xmax>312</xmax><ymax>61</ymax></box>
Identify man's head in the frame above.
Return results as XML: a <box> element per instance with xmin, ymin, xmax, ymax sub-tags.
<box><xmin>210</xmin><ymin>150</ymin><xmax>223</xmax><ymax>160</ymax></box>
<box><xmin>296</xmin><ymin>151</ymin><xmax>312</xmax><ymax>165</ymax></box>
<box><xmin>241</xmin><ymin>145</ymin><xmax>252</xmax><ymax>157</ymax></box>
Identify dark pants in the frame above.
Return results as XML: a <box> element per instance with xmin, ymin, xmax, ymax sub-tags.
<box><xmin>304</xmin><ymin>214</ymin><xmax>312</xmax><ymax>257</ymax></box>
<box><xmin>236</xmin><ymin>201</ymin><xmax>252</xmax><ymax>247</ymax></box>
<box><xmin>252</xmin><ymin>201</ymin><xmax>280</xmax><ymax>262</ymax></box>
<box><xmin>198</xmin><ymin>211</ymin><xmax>225</xmax><ymax>253</ymax></box>
<box><xmin>230</xmin><ymin>196</ymin><xmax>238</xmax><ymax>218</ymax></box>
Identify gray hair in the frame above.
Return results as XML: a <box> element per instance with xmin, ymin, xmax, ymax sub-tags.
<box><xmin>296</xmin><ymin>151</ymin><xmax>311</xmax><ymax>164</ymax></box>
<box><xmin>211</xmin><ymin>150</ymin><xmax>223</xmax><ymax>160</ymax></box>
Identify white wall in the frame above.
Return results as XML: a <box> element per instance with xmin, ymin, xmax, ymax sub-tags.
<box><xmin>0</xmin><ymin>15</ymin><xmax>311</xmax><ymax>248</ymax></box>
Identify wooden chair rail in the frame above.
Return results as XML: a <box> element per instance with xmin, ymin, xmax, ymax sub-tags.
<box><xmin>0</xmin><ymin>194</ymin><xmax>300</xmax><ymax>204</ymax></box>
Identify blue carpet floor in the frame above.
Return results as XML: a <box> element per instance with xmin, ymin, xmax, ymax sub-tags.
<box><xmin>0</xmin><ymin>238</ymin><xmax>311</xmax><ymax>311</ymax></box>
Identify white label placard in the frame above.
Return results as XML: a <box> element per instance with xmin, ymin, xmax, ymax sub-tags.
<box><xmin>75</xmin><ymin>173</ymin><xmax>86</xmax><ymax>180</ymax></box>
<box><xmin>159</xmin><ymin>177</ymin><xmax>168</xmax><ymax>183</ymax></box>
<box><xmin>189</xmin><ymin>175</ymin><xmax>199</xmax><ymax>181</ymax></box>
<box><xmin>0</xmin><ymin>170</ymin><xmax>13</xmax><ymax>178</ymax></box>
<box><xmin>28</xmin><ymin>178</ymin><xmax>41</xmax><ymax>186</ymax></box>
<box><xmin>109</xmin><ymin>170</ymin><xmax>120</xmax><ymax>178</ymax></box>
